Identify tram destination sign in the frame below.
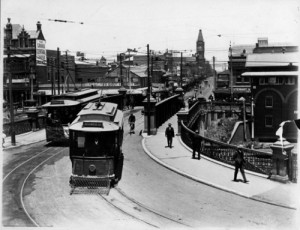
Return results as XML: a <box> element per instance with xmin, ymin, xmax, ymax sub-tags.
<box><xmin>82</xmin><ymin>122</ymin><xmax>104</xmax><ymax>128</ymax></box>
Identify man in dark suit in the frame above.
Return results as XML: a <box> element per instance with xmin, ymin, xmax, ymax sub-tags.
<box><xmin>165</xmin><ymin>123</ymin><xmax>175</xmax><ymax>148</ymax></box>
<box><xmin>233</xmin><ymin>145</ymin><xmax>249</xmax><ymax>183</ymax></box>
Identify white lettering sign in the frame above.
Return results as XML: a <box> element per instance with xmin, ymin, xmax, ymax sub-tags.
<box><xmin>36</xmin><ymin>40</ymin><xmax>47</xmax><ymax>66</ymax></box>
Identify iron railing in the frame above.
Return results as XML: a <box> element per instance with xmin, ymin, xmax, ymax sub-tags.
<box><xmin>181</xmin><ymin>119</ymin><xmax>273</xmax><ymax>175</ymax></box>
<box><xmin>155</xmin><ymin>94</ymin><xmax>181</xmax><ymax>128</ymax></box>
<box><xmin>3</xmin><ymin>115</ymin><xmax>46</xmax><ymax>136</ymax></box>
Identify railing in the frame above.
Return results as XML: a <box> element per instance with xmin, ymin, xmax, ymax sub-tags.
<box><xmin>181</xmin><ymin>121</ymin><xmax>273</xmax><ymax>175</ymax></box>
<box><xmin>155</xmin><ymin>94</ymin><xmax>181</xmax><ymax>128</ymax></box>
<box><xmin>3</xmin><ymin>115</ymin><xmax>46</xmax><ymax>137</ymax></box>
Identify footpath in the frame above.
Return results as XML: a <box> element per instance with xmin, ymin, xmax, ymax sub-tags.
<box><xmin>2</xmin><ymin>114</ymin><xmax>299</xmax><ymax>210</ymax></box>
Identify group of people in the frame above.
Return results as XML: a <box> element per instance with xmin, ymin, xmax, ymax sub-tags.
<box><xmin>130</xmin><ymin>114</ymin><xmax>249</xmax><ymax>184</ymax></box>
<box><xmin>164</xmin><ymin>123</ymin><xmax>249</xmax><ymax>183</ymax></box>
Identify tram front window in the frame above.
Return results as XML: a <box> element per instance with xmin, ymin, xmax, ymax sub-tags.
<box><xmin>73</xmin><ymin>132</ymin><xmax>116</xmax><ymax>157</ymax></box>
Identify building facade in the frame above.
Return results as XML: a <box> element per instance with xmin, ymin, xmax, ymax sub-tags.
<box><xmin>3</xmin><ymin>18</ymin><xmax>46</xmax><ymax>106</ymax></box>
<box><xmin>243</xmin><ymin>52</ymin><xmax>298</xmax><ymax>142</ymax></box>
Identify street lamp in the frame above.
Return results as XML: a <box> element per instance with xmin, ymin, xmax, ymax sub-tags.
<box><xmin>239</xmin><ymin>96</ymin><xmax>247</xmax><ymax>142</ymax></box>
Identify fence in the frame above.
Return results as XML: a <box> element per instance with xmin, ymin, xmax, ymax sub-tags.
<box><xmin>3</xmin><ymin>115</ymin><xmax>46</xmax><ymax>137</ymax></box>
<box><xmin>155</xmin><ymin>94</ymin><xmax>182</xmax><ymax>128</ymax></box>
<box><xmin>181</xmin><ymin>121</ymin><xmax>273</xmax><ymax>175</ymax></box>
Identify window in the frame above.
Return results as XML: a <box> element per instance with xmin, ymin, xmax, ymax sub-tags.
<box><xmin>243</xmin><ymin>76</ymin><xmax>250</xmax><ymax>83</ymax></box>
<box><xmin>236</xmin><ymin>76</ymin><xmax>242</xmax><ymax>83</ymax></box>
<box><xmin>285</xmin><ymin>77</ymin><xmax>295</xmax><ymax>85</ymax></box>
<box><xmin>275</xmin><ymin>77</ymin><xmax>283</xmax><ymax>85</ymax></box>
<box><xmin>265</xmin><ymin>96</ymin><xmax>273</xmax><ymax>108</ymax></box>
<box><xmin>265</xmin><ymin>116</ymin><xmax>273</xmax><ymax>127</ymax></box>
<box><xmin>77</xmin><ymin>136</ymin><xmax>85</xmax><ymax>148</ymax></box>
<box><xmin>259</xmin><ymin>77</ymin><xmax>268</xmax><ymax>85</ymax></box>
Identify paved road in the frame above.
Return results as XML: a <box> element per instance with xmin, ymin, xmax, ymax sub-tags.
<box><xmin>2</xmin><ymin>108</ymin><xmax>298</xmax><ymax>229</ymax></box>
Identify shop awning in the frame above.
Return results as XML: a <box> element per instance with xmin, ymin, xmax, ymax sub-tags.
<box><xmin>242</xmin><ymin>71</ymin><xmax>298</xmax><ymax>77</ymax></box>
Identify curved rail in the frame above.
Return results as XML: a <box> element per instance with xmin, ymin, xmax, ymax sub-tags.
<box><xmin>20</xmin><ymin>148</ymin><xmax>66</xmax><ymax>227</ymax></box>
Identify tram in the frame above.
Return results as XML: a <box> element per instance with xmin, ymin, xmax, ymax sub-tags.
<box><xmin>68</xmin><ymin>101</ymin><xmax>124</xmax><ymax>193</ymax></box>
<box><xmin>42</xmin><ymin>88</ymin><xmax>101</xmax><ymax>142</ymax></box>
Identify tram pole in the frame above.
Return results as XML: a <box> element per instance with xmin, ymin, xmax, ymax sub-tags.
<box><xmin>7</xmin><ymin>46</ymin><xmax>16</xmax><ymax>145</ymax></box>
<box><xmin>57</xmin><ymin>47</ymin><xmax>60</xmax><ymax>95</ymax></box>
<box><xmin>147</xmin><ymin>44</ymin><xmax>151</xmax><ymax>135</ymax></box>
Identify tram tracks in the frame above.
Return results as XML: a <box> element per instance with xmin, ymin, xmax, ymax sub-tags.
<box><xmin>100</xmin><ymin>111</ymin><xmax>191</xmax><ymax>228</ymax></box>
<box><xmin>2</xmin><ymin>146</ymin><xmax>67</xmax><ymax>227</ymax></box>
<box><xmin>102</xmin><ymin>187</ymin><xmax>191</xmax><ymax>228</ymax></box>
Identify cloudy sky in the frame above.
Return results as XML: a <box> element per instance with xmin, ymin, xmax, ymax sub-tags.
<box><xmin>2</xmin><ymin>0</ymin><xmax>299</xmax><ymax>68</ymax></box>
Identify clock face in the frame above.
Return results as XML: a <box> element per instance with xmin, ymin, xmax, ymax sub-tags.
<box><xmin>198</xmin><ymin>45</ymin><xmax>203</xmax><ymax>51</ymax></box>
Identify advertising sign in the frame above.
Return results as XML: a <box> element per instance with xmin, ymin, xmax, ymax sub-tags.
<box><xmin>36</xmin><ymin>40</ymin><xmax>47</xmax><ymax>66</ymax></box>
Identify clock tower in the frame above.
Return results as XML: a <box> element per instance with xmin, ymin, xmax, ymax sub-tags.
<box><xmin>196</xmin><ymin>29</ymin><xmax>205</xmax><ymax>65</ymax></box>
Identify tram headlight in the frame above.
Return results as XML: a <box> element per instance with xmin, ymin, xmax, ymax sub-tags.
<box><xmin>89</xmin><ymin>164</ymin><xmax>96</xmax><ymax>174</ymax></box>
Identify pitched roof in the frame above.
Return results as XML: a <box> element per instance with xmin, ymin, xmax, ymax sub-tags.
<box><xmin>197</xmin><ymin>29</ymin><xmax>204</xmax><ymax>42</ymax></box>
<box><xmin>245</xmin><ymin>52</ymin><xmax>299</xmax><ymax>67</ymax></box>
<box><xmin>129</xmin><ymin>65</ymin><xmax>148</xmax><ymax>78</ymax></box>
<box><xmin>12</xmin><ymin>24</ymin><xmax>40</xmax><ymax>39</ymax></box>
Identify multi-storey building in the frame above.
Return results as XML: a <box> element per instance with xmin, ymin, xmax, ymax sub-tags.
<box><xmin>3</xmin><ymin>18</ymin><xmax>46</xmax><ymax>105</ymax></box>
<box><xmin>242</xmin><ymin>52</ymin><xmax>298</xmax><ymax>142</ymax></box>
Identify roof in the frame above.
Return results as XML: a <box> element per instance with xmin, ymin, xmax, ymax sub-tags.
<box><xmin>42</xmin><ymin>100</ymin><xmax>80</xmax><ymax>107</ymax></box>
<box><xmin>12</xmin><ymin>24</ymin><xmax>40</xmax><ymax>39</ymax></box>
<box><xmin>218</xmin><ymin>70</ymin><xmax>230</xmax><ymax>75</ymax></box>
<box><xmin>78</xmin><ymin>102</ymin><xmax>118</xmax><ymax>117</ymax></box>
<box><xmin>231</xmin><ymin>44</ymin><xmax>255</xmax><ymax>56</ymax></box>
<box><xmin>245</xmin><ymin>52</ymin><xmax>299</xmax><ymax>67</ymax></box>
<box><xmin>197</xmin><ymin>29</ymin><xmax>204</xmax><ymax>42</ymax></box>
<box><xmin>242</xmin><ymin>71</ymin><xmax>298</xmax><ymax>77</ymax></box>
<box><xmin>129</xmin><ymin>65</ymin><xmax>148</xmax><ymax>78</ymax></box>
<box><xmin>69</xmin><ymin>119</ymin><xmax>120</xmax><ymax>132</ymax></box>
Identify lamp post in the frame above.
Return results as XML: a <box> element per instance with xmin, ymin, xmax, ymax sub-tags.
<box><xmin>239</xmin><ymin>97</ymin><xmax>247</xmax><ymax>142</ymax></box>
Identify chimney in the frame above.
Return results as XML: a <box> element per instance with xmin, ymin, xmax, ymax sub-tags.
<box><xmin>37</xmin><ymin>21</ymin><xmax>42</xmax><ymax>31</ymax></box>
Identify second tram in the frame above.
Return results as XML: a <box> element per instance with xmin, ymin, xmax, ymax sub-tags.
<box><xmin>68</xmin><ymin>101</ymin><xmax>124</xmax><ymax>194</ymax></box>
<box><xmin>42</xmin><ymin>88</ymin><xmax>102</xmax><ymax>142</ymax></box>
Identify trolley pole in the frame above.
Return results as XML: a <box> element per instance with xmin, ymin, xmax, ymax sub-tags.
<box><xmin>147</xmin><ymin>44</ymin><xmax>151</xmax><ymax>136</ymax></box>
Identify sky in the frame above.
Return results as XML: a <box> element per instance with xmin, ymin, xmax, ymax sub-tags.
<box><xmin>1</xmin><ymin>0</ymin><xmax>300</xmax><ymax>69</ymax></box>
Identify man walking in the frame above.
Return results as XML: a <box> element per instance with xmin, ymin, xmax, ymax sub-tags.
<box><xmin>233</xmin><ymin>145</ymin><xmax>249</xmax><ymax>183</ymax></box>
<box><xmin>165</xmin><ymin>123</ymin><xmax>175</xmax><ymax>148</ymax></box>
<box><xmin>192</xmin><ymin>130</ymin><xmax>201</xmax><ymax>160</ymax></box>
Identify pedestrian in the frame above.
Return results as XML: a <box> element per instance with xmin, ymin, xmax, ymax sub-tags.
<box><xmin>233</xmin><ymin>145</ymin><xmax>249</xmax><ymax>183</ymax></box>
<box><xmin>192</xmin><ymin>130</ymin><xmax>201</xmax><ymax>160</ymax></box>
<box><xmin>165</xmin><ymin>123</ymin><xmax>175</xmax><ymax>148</ymax></box>
<box><xmin>128</xmin><ymin>113</ymin><xmax>136</xmax><ymax>134</ymax></box>
<box><xmin>2</xmin><ymin>132</ymin><xmax>6</xmax><ymax>148</ymax></box>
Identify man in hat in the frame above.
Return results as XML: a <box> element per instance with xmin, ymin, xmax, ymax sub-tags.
<box><xmin>233</xmin><ymin>145</ymin><xmax>249</xmax><ymax>183</ymax></box>
<box><xmin>165</xmin><ymin>123</ymin><xmax>175</xmax><ymax>148</ymax></box>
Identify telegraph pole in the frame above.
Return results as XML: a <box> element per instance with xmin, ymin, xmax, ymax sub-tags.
<box><xmin>180</xmin><ymin>52</ymin><xmax>183</xmax><ymax>87</ymax></box>
<box><xmin>213</xmin><ymin>56</ymin><xmax>216</xmax><ymax>91</ymax></box>
<box><xmin>65</xmin><ymin>50</ymin><xmax>69</xmax><ymax>92</ymax></box>
<box><xmin>57</xmin><ymin>47</ymin><xmax>60</xmax><ymax>95</ymax></box>
<box><xmin>147</xmin><ymin>44</ymin><xmax>151</xmax><ymax>135</ymax></box>
<box><xmin>7</xmin><ymin>46</ymin><xmax>16</xmax><ymax>145</ymax></box>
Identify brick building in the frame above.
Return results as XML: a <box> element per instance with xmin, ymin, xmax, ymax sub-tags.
<box><xmin>242</xmin><ymin>52</ymin><xmax>298</xmax><ymax>142</ymax></box>
<box><xmin>3</xmin><ymin>18</ymin><xmax>46</xmax><ymax>106</ymax></box>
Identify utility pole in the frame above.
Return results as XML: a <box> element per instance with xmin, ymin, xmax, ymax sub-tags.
<box><xmin>51</xmin><ymin>58</ymin><xmax>54</xmax><ymax>95</ymax></box>
<box><xmin>7</xmin><ymin>46</ymin><xmax>16</xmax><ymax>145</ymax></box>
<box><xmin>57</xmin><ymin>47</ymin><xmax>60</xmax><ymax>95</ymax></box>
<box><xmin>229</xmin><ymin>42</ymin><xmax>233</xmax><ymax>102</ymax></box>
<box><xmin>180</xmin><ymin>52</ymin><xmax>183</xmax><ymax>88</ymax></box>
<box><xmin>147</xmin><ymin>44</ymin><xmax>151</xmax><ymax>135</ymax></box>
<box><xmin>120</xmin><ymin>53</ymin><xmax>123</xmax><ymax>86</ymax></box>
<box><xmin>213</xmin><ymin>56</ymin><xmax>216</xmax><ymax>91</ymax></box>
<box><xmin>66</xmin><ymin>50</ymin><xmax>69</xmax><ymax>92</ymax></box>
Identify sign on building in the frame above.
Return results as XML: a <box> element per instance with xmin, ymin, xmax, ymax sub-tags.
<box><xmin>36</xmin><ymin>40</ymin><xmax>47</xmax><ymax>66</ymax></box>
